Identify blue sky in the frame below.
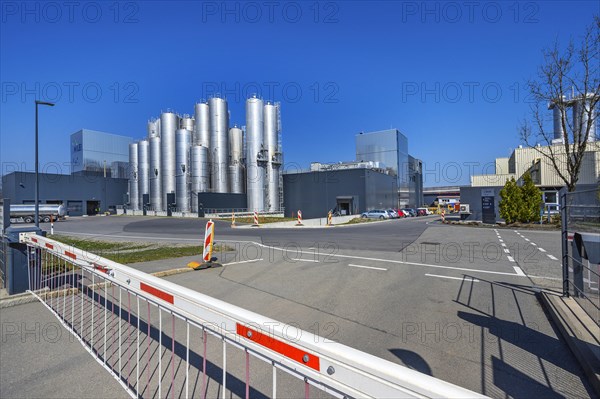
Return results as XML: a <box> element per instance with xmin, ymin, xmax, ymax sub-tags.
<box><xmin>1</xmin><ymin>1</ymin><xmax>598</xmax><ymax>186</ymax></box>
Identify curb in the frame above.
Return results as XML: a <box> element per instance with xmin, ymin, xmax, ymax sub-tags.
<box><xmin>538</xmin><ymin>291</ymin><xmax>600</xmax><ymax>396</ymax></box>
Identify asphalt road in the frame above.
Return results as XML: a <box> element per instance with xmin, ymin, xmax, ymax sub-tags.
<box><xmin>5</xmin><ymin>215</ymin><xmax>593</xmax><ymax>398</ymax></box>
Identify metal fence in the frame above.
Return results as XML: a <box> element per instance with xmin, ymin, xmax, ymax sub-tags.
<box><xmin>20</xmin><ymin>233</ymin><xmax>482</xmax><ymax>399</ymax></box>
<box><xmin>561</xmin><ymin>188</ymin><xmax>600</xmax><ymax>326</ymax></box>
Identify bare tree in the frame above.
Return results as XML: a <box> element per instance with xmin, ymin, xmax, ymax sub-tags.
<box><xmin>520</xmin><ymin>17</ymin><xmax>599</xmax><ymax>192</ymax></box>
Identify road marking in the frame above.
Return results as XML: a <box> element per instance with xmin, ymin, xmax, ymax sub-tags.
<box><xmin>514</xmin><ymin>230</ymin><xmax>518</xmax><ymax>233</ymax></box>
<box><xmin>290</xmin><ymin>258</ymin><xmax>320</xmax><ymax>263</ymax></box>
<box><xmin>530</xmin><ymin>243</ymin><xmax>537</xmax><ymax>246</ymax></box>
<box><xmin>348</xmin><ymin>264</ymin><xmax>387</xmax><ymax>271</ymax></box>
<box><xmin>538</xmin><ymin>248</ymin><xmax>546</xmax><ymax>252</ymax></box>
<box><xmin>224</xmin><ymin>259</ymin><xmax>263</xmax><ymax>266</ymax></box>
<box><xmin>507</xmin><ymin>256</ymin><xmax>515</xmax><ymax>262</ymax></box>
<box><xmin>513</xmin><ymin>266</ymin><xmax>526</xmax><ymax>276</ymax></box>
<box><xmin>501</xmin><ymin>243</ymin><xmax>507</xmax><ymax>247</ymax></box>
<box><xmin>425</xmin><ymin>274</ymin><xmax>479</xmax><ymax>282</ymax></box>
<box><xmin>503</xmin><ymin>249</ymin><xmax>510</xmax><ymax>253</ymax></box>
<box><xmin>524</xmin><ymin>238</ymin><xmax>530</xmax><ymax>242</ymax></box>
<box><xmin>548</xmin><ymin>255</ymin><xmax>558</xmax><ymax>261</ymax></box>
<box><xmin>499</xmin><ymin>239</ymin><xmax>503</xmax><ymax>242</ymax></box>
<box><xmin>527</xmin><ymin>275</ymin><xmax>562</xmax><ymax>281</ymax></box>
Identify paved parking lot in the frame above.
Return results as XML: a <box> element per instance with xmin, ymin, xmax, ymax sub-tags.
<box><xmin>3</xmin><ymin>215</ymin><xmax>593</xmax><ymax>398</ymax></box>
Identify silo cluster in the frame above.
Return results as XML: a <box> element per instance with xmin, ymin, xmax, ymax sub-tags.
<box><xmin>549</xmin><ymin>93</ymin><xmax>597</xmax><ymax>143</ymax></box>
<box><xmin>128</xmin><ymin>96</ymin><xmax>283</xmax><ymax>213</ymax></box>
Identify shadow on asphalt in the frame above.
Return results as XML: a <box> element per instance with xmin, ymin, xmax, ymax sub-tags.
<box><xmin>388</xmin><ymin>349</ymin><xmax>432</xmax><ymax>376</ymax></box>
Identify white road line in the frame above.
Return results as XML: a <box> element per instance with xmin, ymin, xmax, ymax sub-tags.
<box><xmin>425</xmin><ymin>274</ymin><xmax>479</xmax><ymax>282</ymax></box>
<box><xmin>513</xmin><ymin>266</ymin><xmax>526</xmax><ymax>276</ymax></box>
<box><xmin>524</xmin><ymin>238</ymin><xmax>530</xmax><ymax>242</ymax></box>
<box><xmin>217</xmin><ymin>239</ymin><xmax>529</xmax><ymax>277</ymax></box>
<box><xmin>507</xmin><ymin>256</ymin><xmax>515</xmax><ymax>262</ymax></box>
<box><xmin>548</xmin><ymin>255</ymin><xmax>558</xmax><ymax>261</ymax></box>
<box><xmin>503</xmin><ymin>249</ymin><xmax>510</xmax><ymax>253</ymax></box>
<box><xmin>501</xmin><ymin>243</ymin><xmax>507</xmax><ymax>247</ymax></box>
<box><xmin>527</xmin><ymin>275</ymin><xmax>562</xmax><ymax>281</ymax></box>
<box><xmin>514</xmin><ymin>230</ymin><xmax>518</xmax><ymax>233</ymax></box>
<box><xmin>499</xmin><ymin>239</ymin><xmax>503</xmax><ymax>243</ymax></box>
<box><xmin>348</xmin><ymin>264</ymin><xmax>387</xmax><ymax>271</ymax></box>
<box><xmin>530</xmin><ymin>243</ymin><xmax>537</xmax><ymax>246</ymax></box>
<box><xmin>224</xmin><ymin>259</ymin><xmax>263</xmax><ymax>266</ymax></box>
<box><xmin>538</xmin><ymin>248</ymin><xmax>546</xmax><ymax>252</ymax></box>
<box><xmin>290</xmin><ymin>258</ymin><xmax>320</xmax><ymax>263</ymax></box>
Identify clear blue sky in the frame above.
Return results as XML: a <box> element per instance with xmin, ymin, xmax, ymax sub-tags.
<box><xmin>1</xmin><ymin>1</ymin><xmax>598</xmax><ymax>186</ymax></box>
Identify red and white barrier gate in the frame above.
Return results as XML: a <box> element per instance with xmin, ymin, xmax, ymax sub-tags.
<box><xmin>20</xmin><ymin>232</ymin><xmax>485</xmax><ymax>399</ymax></box>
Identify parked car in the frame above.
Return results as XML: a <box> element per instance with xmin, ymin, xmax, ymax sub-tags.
<box><xmin>417</xmin><ymin>207</ymin><xmax>432</xmax><ymax>216</ymax></box>
<box><xmin>386</xmin><ymin>209</ymin><xmax>399</xmax><ymax>219</ymax></box>
<box><xmin>402</xmin><ymin>208</ymin><xmax>416</xmax><ymax>217</ymax></box>
<box><xmin>361</xmin><ymin>210</ymin><xmax>390</xmax><ymax>219</ymax></box>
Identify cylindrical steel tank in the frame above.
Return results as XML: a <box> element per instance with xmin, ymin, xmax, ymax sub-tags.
<box><xmin>246</xmin><ymin>96</ymin><xmax>265</xmax><ymax>211</ymax></box>
<box><xmin>194</xmin><ymin>102</ymin><xmax>210</xmax><ymax>147</ymax></box>
<box><xmin>190</xmin><ymin>145</ymin><xmax>210</xmax><ymax>212</ymax></box>
<box><xmin>228</xmin><ymin>126</ymin><xmax>245</xmax><ymax>193</ymax></box>
<box><xmin>573</xmin><ymin>96</ymin><xmax>596</xmax><ymax>142</ymax></box>
<box><xmin>175</xmin><ymin>129</ymin><xmax>191</xmax><ymax>212</ymax></box>
<box><xmin>264</xmin><ymin>103</ymin><xmax>280</xmax><ymax>211</ymax></box>
<box><xmin>129</xmin><ymin>142</ymin><xmax>139</xmax><ymax>210</ymax></box>
<box><xmin>180</xmin><ymin>115</ymin><xmax>194</xmax><ymax>132</ymax></box>
<box><xmin>209</xmin><ymin>97</ymin><xmax>229</xmax><ymax>193</ymax></box>
<box><xmin>137</xmin><ymin>139</ymin><xmax>150</xmax><ymax>208</ymax></box>
<box><xmin>160</xmin><ymin>112</ymin><xmax>179</xmax><ymax>206</ymax></box>
<box><xmin>149</xmin><ymin>136</ymin><xmax>162</xmax><ymax>210</ymax></box>
<box><xmin>553</xmin><ymin>105</ymin><xmax>564</xmax><ymax>141</ymax></box>
<box><xmin>147</xmin><ymin>118</ymin><xmax>160</xmax><ymax>138</ymax></box>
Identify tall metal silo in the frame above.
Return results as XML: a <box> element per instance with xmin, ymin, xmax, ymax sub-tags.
<box><xmin>138</xmin><ymin>139</ymin><xmax>150</xmax><ymax>208</ymax></box>
<box><xmin>573</xmin><ymin>95</ymin><xmax>596</xmax><ymax>142</ymax></box>
<box><xmin>228</xmin><ymin>126</ymin><xmax>244</xmax><ymax>193</ymax></box>
<box><xmin>209</xmin><ymin>97</ymin><xmax>229</xmax><ymax>193</ymax></box>
<box><xmin>180</xmin><ymin>115</ymin><xmax>194</xmax><ymax>132</ymax></box>
<box><xmin>148</xmin><ymin>118</ymin><xmax>160</xmax><ymax>138</ymax></box>
<box><xmin>264</xmin><ymin>102</ymin><xmax>281</xmax><ymax>211</ymax></box>
<box><xmin>246</xmin><ymin>96</ymin><xmax>265</xmax><ymax>211</ymax></box>
<box><xmin>149</xmin><ymin>136</ymin><xmax>162</xmax><ymax>210</ymax></box>
<box><xmin>175</xmin><ymin>129</ymin><xmax>192</xmax><ymax>212</ymax></box>
<box><xmin>129</xmin><ymin>142</ymin><xmax>139</xmax><ymax>210</ymax></box>
<box><xmin>160</xmin><ymin>112</ymin><xmax>179</xmax><ymax>207</ymax></box>
<box><xmin>190</xmin><ymin>145</ymin><xmax>210</xmax><ymax>212</ymax></box>
<box><xmin>194</xmin><ymin>102</ymin><xmax>210</xmax><ymax>147</ymax></box>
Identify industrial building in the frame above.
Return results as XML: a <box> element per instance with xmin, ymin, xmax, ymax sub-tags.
<box><xmin>128</xmin><ymin>96</ymin><xmax>283</xmax><ymax>213</ymax></box>
<box><xmin>283</xmin><ymin>161</ymin><xmax>398</xmax><ymax>219</ymax></box>
<box><xmin>2</xmin><ymin>171</ymin><xmax>128</xmax><ymax>216</ymax></box>
<box><xmin>355</xmin><ymin>129</ymin><xmax>423</xmax><ymax>208</ymax></box>
<box><xmin>71</xmin><ymin>129</ymin><xmax>132</xmax><ymax>178</ymax></box>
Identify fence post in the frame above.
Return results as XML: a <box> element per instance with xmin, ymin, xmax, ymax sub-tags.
<box><xmin>560</xmin><ymin>192</ymin><xmax>569</xmax><ymax>297</ymax></box>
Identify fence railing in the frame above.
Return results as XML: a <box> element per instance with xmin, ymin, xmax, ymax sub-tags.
<box><xmin>20</xmin><ymin>232</ymin><xmax>483</xmax><ymax>399</ymax></box>
<box><xmin>561</xmin><ymin>188</ymin><xmax>600</xmax><ymax>326</ymax></box>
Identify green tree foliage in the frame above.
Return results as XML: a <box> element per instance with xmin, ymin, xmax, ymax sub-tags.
<box><xmin>499</xmin><ymin>178</ymin><xmax>521</xmax><ymax>224</ymax></box>
<box><xmin>519</xmin><ymin>172</ymin><xmax>543</xmax><ymax>223</ymax></box>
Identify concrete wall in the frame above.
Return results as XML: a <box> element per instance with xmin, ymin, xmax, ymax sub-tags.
<box><xmin>283</xmin><ymin>169</ymin><xmax>397</xmax><ymax>219</ymax></box>
<box><xmin>2</xmin><ymin>172</ymin><xmax>128</xmax><ymax>216</ymax></box>
<box><xmin>460</xmin><ymin>186</ymin><xmax>503</xmax><ymax>222</ymax></box>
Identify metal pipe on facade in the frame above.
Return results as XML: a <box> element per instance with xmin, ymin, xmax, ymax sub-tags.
<box><xmin>209</xmin><ymin>97</ymin><xmax>229</xmax><ymax>193</ymax></box>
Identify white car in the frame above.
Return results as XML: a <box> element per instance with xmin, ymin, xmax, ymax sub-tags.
<box><xmin>417</xmin><ymin>207</ymin><xmax>432</xmax><ymax>216</ymax></box>
<box><xmin>361</xmin><ymin>210</ymin><xmax>390</xmax><ymax>219</ymax></box>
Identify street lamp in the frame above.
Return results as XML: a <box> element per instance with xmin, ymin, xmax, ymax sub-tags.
<box><xmin>35</xmin><ymin>100</ymin><xmax>55</xmax><ymax>227</ymax></box>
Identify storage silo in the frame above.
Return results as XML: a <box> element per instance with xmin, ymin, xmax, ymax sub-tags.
<box><xmin>149</xmin><ymin>136</ymin><xmax>162</xmax><ymax>210</ymax></box>
<box><xmin>194</xmin><ymin>102</ymin><xmax>210</xmax><ymax>148</ymax></box>
<box><xmin>180</xmin><ymin>115</ymin><xmax>194</xmax><ymax>132</ymax></box>
<box><xmin>190</xmin><ymin>145</ymin><xmax>210</xmax><ymax>212</ymax></box>
<box><xmin>246</xmin><ymin>96</ymin><xmax>265</xmax><ymax>211</ymax></box>
<box><xmin>175</xmin><ymin>129</ymin><xmax>191</xmax><ymax>212</ymax></box>
<box><xmin>264</xmin><ymin>102</ymin><xmax>281</xmax><ymax>211</ymax></box>
<box><xmin>160</xmin><ymin>112</ymin><xmax>179</xmax><ymax>206</ymax></box>
<box><xmin>148</xmin><ymin>118</ymin><xmax>160</xmax><ymax>138</ymax></box>
<box><xmin>551</xmin><ymin>97</ymin><xmax>565</xmax><ymax>141</ymax></box>
<box><xmin>228</xmin><ymin>126</ymin><xmax>244</xmax><ymax>194</ymax></box>
<box><xmin>573</xmin><ymin>94</ymin><xmax>596</xmax><ymax>142</ymax></box>
<box><xmin>129</xmin><ymin>142</ymin><xmax>139</xmax><ymax>210</ymax></box>
<box><xmin>209</xmin><ymin>97</ymin><xmax>229</xmax><ymax>193</ymax></box>
<box><xmin>138</xmin><ymin>139</ymin><xmax>150</xmax><ymax>208</ymax></box>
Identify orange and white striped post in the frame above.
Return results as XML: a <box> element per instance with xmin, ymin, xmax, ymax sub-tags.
<box><xmin>327</xmin><ymin>211</ymin><xmax>332</xmax><ymax>226</ymax></box>
<box><xmin>231</xmin><ymin>212</ymin><xmax>236</xmax><ymax>227</ymax></box>
<box><xmin>441</xmin><ymin>210</ymin><xmax>445</xmax><ymax>222</ymax></box>
<box><xmin>188</xmin><ymin>219</ymin><xmax>216</xmax><ymax>270</ymax></box>
<box><xmin>296</xmin><ymin>210</ymin><xmax>303</xmax><ymax>226</ymax></box>
<box><xmin>253</xmin><ymin>211</ymin><xmax>259</xmax><ymax>226</ymax></box>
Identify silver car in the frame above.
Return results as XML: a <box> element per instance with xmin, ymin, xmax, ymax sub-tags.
<box><xmin>361</xmin><ymin>210</ymin><xmax>390</xmax><ymax>220</ymax></box>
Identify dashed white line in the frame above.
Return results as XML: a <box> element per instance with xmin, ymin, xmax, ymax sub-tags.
<box><xmin>524</xmin><ymin>238</ymin><xmax>530</xmax><ymax>242</ymax></box>
<box><xmin>513</xmin><ymin>266</ymin><xmax>526</xmax><ymax>276</ymax></box>
<box><xmin>507</xmin><ymin>256</ymin><xmax>515</xmax><ymax>262</ymax></box>
<box><xmin>530</xmin><ymin>243</ymin><xmax>537</xmax><ymax>246</ymax></box>
<box><xmin>425</xmin><ymin>274</ymin><xmax>479</xmax><ymax>282</ymax></box>
<box><xmin>501</xmin><ymin>243</ymin><xmax>507</xmax><ymax>247</ymax></box>
<box><xmin>290</xmin><ymin>258</ymin><xmax>320</xmax><ymax>263</ymax></box>
<box><xmin>538</xmin><ymin>248</ymin><xmax>547</xmax><ymax>253</ymax></box>
<box><xmin>348</xmin><ymin>264</ymin><xmax>387</xmax><ymax>271</ymax></box>
<box><xmin>548</xmin><ymin>255</ymin><xmax>558</xmax><ymax>261</ymax></box>
<box><xmin>503</xmin><ymin>248</ymin><xmax>510</xmax><ymax>253</ymax></box>
<box><xmin>499</xmin><ymin>239</ymin><xmax>503</xmax><ymax>243</ymax></box>
<box><xmin>224</xmin><ymin>259</ymin><xmax>263</xmax><ymax>266</ymax></box>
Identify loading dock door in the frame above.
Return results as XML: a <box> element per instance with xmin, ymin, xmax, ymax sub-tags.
<box><xmin>336</xmin><ymin>196</ymin><xmax>354</xmax><ymax>216</ymax></box>
<box><xmin>86</xmin><ymin>201</ymin><xmax>100</xmax><ymax>215</ymax></box>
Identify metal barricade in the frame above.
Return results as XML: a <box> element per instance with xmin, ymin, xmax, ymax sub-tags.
<box><xmin>20</xmin><ymin>232</ymin><xmax>484</xmax><ymax>399</ymax></box>
<box><xmin>561</xmin><ymin>188</ymin><xmax>600</xmax><ymax>326</ymax></box>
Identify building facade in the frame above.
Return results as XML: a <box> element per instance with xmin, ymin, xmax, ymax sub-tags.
<box><xmin>71</xmin><ymin>129</ymin><xmax>132</xmax><ymax>178</ymax></box>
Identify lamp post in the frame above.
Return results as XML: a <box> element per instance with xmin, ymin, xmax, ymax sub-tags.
<box><xmin>35</xmin><ymin>100</ymin><xmax>55</xmax><ymax>227</ymax></box>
